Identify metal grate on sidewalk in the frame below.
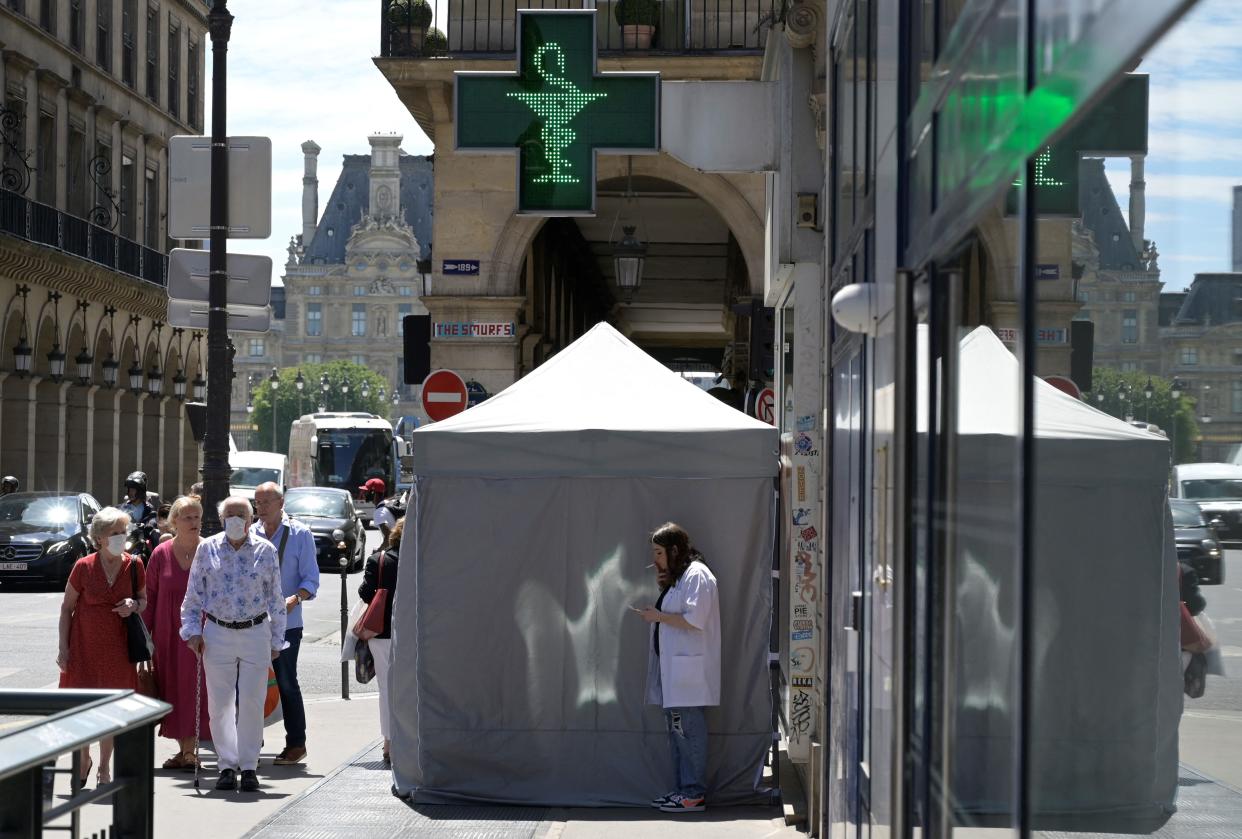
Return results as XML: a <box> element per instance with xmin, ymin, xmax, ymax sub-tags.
<box><xmin>243</xmin><ymin>744</ymin><xmax>551</xmax><ymax>839</ymax></box>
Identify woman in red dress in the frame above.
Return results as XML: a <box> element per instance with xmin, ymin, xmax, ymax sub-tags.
<box><xmin>142</xmin><ymin>495</ymin><xmax>211</xmax><ymax>769</ymax></box>
<box><xmin>57</xmin><ymin>507</ymin><xmax>147</xmax><ymax>787</ymax></box>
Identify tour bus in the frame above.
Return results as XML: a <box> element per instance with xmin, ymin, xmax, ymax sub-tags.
<box><xmin>287</xmin><ymin>412</ymin><xmax>397</xmax><ymax>524</ymax></box>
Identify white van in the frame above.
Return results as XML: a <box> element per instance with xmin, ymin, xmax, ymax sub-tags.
<box><xmin>229</xmin><ymin>450</ymin><xmax>288</xmax><ymax>501</ymax></box>
<box><xmin>1172</xmin><ymin>462</ymin><xmax>1242</xmax><ymax>543</ymax></box>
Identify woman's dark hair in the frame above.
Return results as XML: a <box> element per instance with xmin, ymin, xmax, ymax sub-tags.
<box><xmin>651</xmin><ymin>522</ymin><xmax>703</xmax><ymax>584</ymax></box>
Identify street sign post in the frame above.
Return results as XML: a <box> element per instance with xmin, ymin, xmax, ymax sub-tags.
<box><xmin>455</xmin><ymin>10</ymin><xmax>659</xmax><ymax>215</ymax></box>
<box><xmin>169</xmin><ymin>135</ymin><xmax>273</xmax><ymax>238</ymax></box>
<box><xmin>168</xmin><ymin>248</ymin><xmax>272</xmax><ymax>307</ymax></box>
<box><xmin>421</xmin><ymin>369</ymin><xmax>469</xmax><ymax>422</ymax></box>
<box><xmin>756</xmin><ymin>387</ymin><xmax>775</xmax><ymax>425</ymax></box>
<box><xmin>167</xmin><ymin>300</ymin><xmax>271</xmax><ymax>333</ymax></box>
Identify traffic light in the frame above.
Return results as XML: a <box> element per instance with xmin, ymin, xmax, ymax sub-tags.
<box><xmin>403</xmin><ymin>315</ymin><xmax>431</xmax><ymax>385</ymax></box>
<box><xmin>1070</xmin><ymin>320</ymin><xmax>1094</xmax><ymax>393</ymax></box>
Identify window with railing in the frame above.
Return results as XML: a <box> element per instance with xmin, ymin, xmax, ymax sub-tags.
<box><xmin>306</xmin><ymin>303</ymin><xmax>322</xmax><ymax>336</ymax></box>
<box><xmin>146</xmin><ymin>5</ymin><xmax>160</xmax><ymax>105</ymax></box>
<box><xmin>187</xmin><ymin>37</ymin><xmax>200</xmax><ymax>128</ymax></box>
<box><xmin>97</xmin><ymin>0</ymin><xmax>113</xmax><ymax>72</ymax></box>
<box><xmin>36</xmin><ymin>110</ymin><xmax>55</xmax><ymax>206</ymax></box>
<box><xmin>69</xmin><ymin>0</ymin><xmax>85</xmax><ymax>51</ymax></box>
<box><xmin>168</xmin><ymin>20</ymin><xmax>180</xmax><ymax>119</ymax></box>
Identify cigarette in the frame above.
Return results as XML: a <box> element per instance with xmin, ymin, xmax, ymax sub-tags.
<box><xmin>646</xmin><ymin>564</ymin><xmax>655</xmax><ymax>568</ymax></box>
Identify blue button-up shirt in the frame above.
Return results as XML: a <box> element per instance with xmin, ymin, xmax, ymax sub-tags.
<box><xmin>180</xmin><ymin>531</ymin><xmax>287</xmax><ymax>652</ymax></box>
<box><xmin>252</xmin><ymin>513</ymin><xmax>320</xmax><ymax>632</ymax></box>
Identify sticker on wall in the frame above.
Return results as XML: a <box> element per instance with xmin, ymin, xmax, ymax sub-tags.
<box><xmin>792</xmin><ymin>507</ymin><xmax>813</xmax><ymax>526</ymax></box>
<box><xmin>796</xmin><ymin>414</ymin><xmax>815</xmax><ymax>432</ymax></box>
<box><xmin>796</xmin><ymin>465</ymin><xmax>807</xmax><ymax>503</ymax></box>
<box><xmin>791</xmin><ymin>630</ymin><xmax>813</xmax><ymax>640</ymax></box>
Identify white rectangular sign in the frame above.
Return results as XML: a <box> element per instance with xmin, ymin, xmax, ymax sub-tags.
<box><xmin>168</xmin><ymin>249</ymin><xmax>272</xmax><ymax>307</ymax></box>
<box><xmin>167</xmin><ymin>300</ymin><xmax>271</xmax><ymax>333</ymax></box>
<box><xmin>168</xmin><ymin>135</ymin><xmax>272</xmax><ymax>239</ymax></box>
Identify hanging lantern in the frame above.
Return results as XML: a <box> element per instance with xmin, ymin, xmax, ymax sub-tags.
<box><xmin>75</xmin><ymin>348</ymin><xmax>94</xmax><ymax>385</ymax></box>
<box><xmin>613</xmin><ymin>226</ymin><xmax>646</xmax><ymax>303</ymax></box>
<box><xmin>173</xmin><ymin>369</ymin><xmax>187</xmax><ymax>399</ymax></box>
<box><xmin>146</xmin><ymin>365</ymin><xmax>163</xmax><ymax>397</ymax></box>
<box><xmin>128</xmin><ymin>358</ymin><xmax>145</xmax><ymax>393</ymax></box>
<box><xmin>102</xmin><ymin>353</ymin><xmax>120</xmax><ymax>388</ymax></box>
<box><xmin>46</xmin><ymin>344</ymin><xmax>67</xmax><ymax>381</ymax></box>
<box><xmin>12</xmin><ymin>335</ymin><xmax>32</xmax><ymax>376</ymax></box>
<box><xmin>192</xmin><ymin>370</ymin><xmax>206</xmax><ymax>401</ymax></box>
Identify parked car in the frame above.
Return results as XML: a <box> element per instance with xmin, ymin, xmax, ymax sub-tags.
<box><xmin>1171</xmin><ymin>498</ymin><xmax>1224</xmax><ymax>585</ymax></box>
<box><xmin>283</xmin><ymin>487</ymin><xmax>367</xmax><ymax>573</ymax></box>
<box><xmin>0</xmin><ymin>492</ymin><xmax>103</xmax><ymax>587</ymax></box>
<box><xmin>1171</xmin><ymin>462</ymin><xmax>1242</xmax><ymax>543</ymax></box>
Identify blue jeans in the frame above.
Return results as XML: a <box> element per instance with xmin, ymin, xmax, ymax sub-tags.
<box><xmin>665</xmin><ymin>707</ymin><xmax>708</xmax><ymax>798</ymax></box>
<box><xmin>272</xmin><ymin>627</ymin><xmax>306</xmax><ymax>748</ymax></box>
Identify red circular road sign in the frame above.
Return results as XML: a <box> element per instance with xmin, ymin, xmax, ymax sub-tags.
<box><xmin>1043</xmin><ymin>375</ymin><xmax>1082</xmax><ymax>400</ymax></box>
<box><xmin>755</xmin><ymin>387</ymin><xmax>775</xmax><ymax>425</ymax></box>
<box><xmin>422</xmin><ymin>369</ymin><xmax>469</xmax><ymax>422</ymax></box>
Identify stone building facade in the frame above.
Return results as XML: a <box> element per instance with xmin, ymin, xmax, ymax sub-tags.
<box><xmin>0</xmin><ymin>0</ymin><xmax>208</xmax><ymax>501</ymax></box>
<box><xmin>229</xmin><ymin>135</ymin><xmax>433</xmax><ymax>442</ymax></box>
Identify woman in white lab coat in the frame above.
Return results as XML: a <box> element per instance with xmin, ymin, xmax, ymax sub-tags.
<box><xmin>634</xmin><ymin>522</ymin><xmax>721</xmax><ymax>814</ymax></box>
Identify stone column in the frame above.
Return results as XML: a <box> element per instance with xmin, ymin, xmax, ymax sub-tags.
<box><xmin>1129</xmin><ymin>155</ymin><xmax>1146</xmax><ymax>254</ymax></box>
<box><xmin>134</xmin><ymin>392</ymin><xmax>146</xmax><ymax>472</ymax></box>
<box><xmin>85</xmin><ymin>384</ymin><xmax>99</xmax><ymax>491</ymax></box>
<box><xmin>24</xmin><ymin>378</ymin><xmax>37</xmax><ymax>484</ymax></box>
<box><xmin>156</xmin><ymin>396</ymin><xmax>166</xmax><ymax>501</ymax></box>
<box><xmin>302</xmin><ymin>140</ymin><xmax>321</xmax><ymax>248</ymax></box>
<box><xmin>56</xmin><ymin>381</ymin><xmax>70</xmax><ymax>492</ymax></box>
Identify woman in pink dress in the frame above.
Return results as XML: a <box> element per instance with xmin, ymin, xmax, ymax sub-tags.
<box><xmin>142</xmin><ymin>495</ymin><xmax>211</xmax><ymax>770</ymax></box>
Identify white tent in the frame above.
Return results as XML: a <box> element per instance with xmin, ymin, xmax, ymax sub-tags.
<box><xmin>943</xmin><ymin>328</ymin><xmax>1180</xmax><ymax>832</ymax></box>
<box><xmin>389</xmin><ymin>323</ymin><xmax>779</xmax><ymax>805</ymax></box>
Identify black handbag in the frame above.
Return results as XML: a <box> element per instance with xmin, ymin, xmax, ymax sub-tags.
<box><xmin>124</xmin><ymin>559</ymin><xmax>153</xmax><ymax>664</ymax></box>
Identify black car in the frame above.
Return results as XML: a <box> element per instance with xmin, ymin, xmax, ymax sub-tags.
<box><xmin>1171</xmin><ymin>499</ymin><xmax>1224</xmax><ymax>585</ymax></box>
<box><xmin>284</xmin><ymin>487</ymin><xmax>367</xmax><ymax>573</ymax></box>
<box><xmin>0</xmin><ymin>492</ymin><xmax>103</xmax><ymax>587</ymax></box>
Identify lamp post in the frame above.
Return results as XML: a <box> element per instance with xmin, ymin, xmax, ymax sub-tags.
<box><xmin>341</xmin><ymin>379</ymin><xmax>350</xmax><ymax>412</ymax></box>
<box><xmin>269</xmin><ymin>367</ymin><xmax>279</xmax><ymax>451</ymax></box>
<box><xmin>295</xmin><ymin>369</ymin><xmax>305</xmax><ymax>417</ymax></box>
<box><xmin>1171</xmin><ymin>378</ymin><xmax>1184</xmax><ymax>462</ymax></box>
<box><xmin>320</xmin><ymin>373</ymin><xmax>329</xmax><ymax>412</ymax></box>
<box><xmin>1143</xmin><ymin>378</ymin><xmax>1154</xmax><ymax>423</ymax></box>
<box><xmin>200</xmin><ymin>0</ymin><xmax>236</xmax><ymax>535</ymax></box>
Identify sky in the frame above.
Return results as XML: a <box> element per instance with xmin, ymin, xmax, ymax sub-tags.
<box><xmin>1104</xmin><ymin>0</ymin><xmax>1242</xmax><ymax>291</ymax></box>
<box><xmin>203</xmin><ymin>1</ymin><xmax>1242</xmax><ymax>293</ymax></box>
<box><xmin>204</xmin><ymin>1</ymin><xmax>438</xmax><ymax>282</ymax></box>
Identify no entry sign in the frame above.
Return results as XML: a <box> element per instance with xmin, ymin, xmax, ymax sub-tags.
<box><xmin>422</xmin><ymin>369</ymin><xmax>469</xmax><ymax>422</ymax></box>
<box><xmin>755</xmin><ymin>388</ymin><xmax>775</xmax><ymax>425</ymax></box>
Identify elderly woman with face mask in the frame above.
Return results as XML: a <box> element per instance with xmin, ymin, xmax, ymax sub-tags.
<box><xmin>57</xmin><ymin>506</ymin><xmax>147</xmax><ymax>787</ymax></box>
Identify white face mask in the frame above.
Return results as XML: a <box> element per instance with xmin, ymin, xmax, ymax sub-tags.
<box><xmin>106</xmin><ymin>533</ymin><xmax>127</xmax><ymax>556</ymax></box>
<box><xmin>224</xmin><ymin>516</ymin><xmax>247</xmax><ymax>541</ymax></box>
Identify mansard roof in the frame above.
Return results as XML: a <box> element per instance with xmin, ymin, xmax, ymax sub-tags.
<box><xmin>1171</xmin><ymin>273</ymin><xmax>1242</xmax><ymax>326</ymax></box>
<box><xmin>1078</xmin><ymin>158</ymin><xmax>1142</xmax><ymax>272</ymax></box>
<box><xmin>303</xmin><ymin>153</ymin><xmax>433</xmax><ymax>265</ymax></box>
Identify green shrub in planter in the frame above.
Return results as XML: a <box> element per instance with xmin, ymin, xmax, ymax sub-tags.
<box><xmin>390</xmin><ymin>0</ymin><xmax>433</xmax><ymax>29</ymax></box>
<box><xmin>424</xmin><ymin>27</ymin><xmax>448</xmax><ymax>55</ymax></box>
<box><xmin>614</xmin><ymin>0</ymin><xmax>660</xmax><ymax>28</ymax></box>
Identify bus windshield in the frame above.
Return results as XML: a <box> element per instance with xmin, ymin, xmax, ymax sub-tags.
<box><xmin>313</xmin><ymin>428</ymin><xmax>393</xmax><ymax>495</ymax></box>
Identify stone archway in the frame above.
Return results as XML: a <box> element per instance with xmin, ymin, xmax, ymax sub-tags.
<box><xmin>487</xmin><ymin>156</ymin><xmax>765</xmax><ymax>297</ymax></box>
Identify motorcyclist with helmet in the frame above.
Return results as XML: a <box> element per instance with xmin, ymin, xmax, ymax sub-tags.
<box><xmin>119</xmin><ymin>472</ymin><xmax>158</xmax><ymax>525</ymax></box>
<box><xmin>0</xmin><ymin>476</ymin><xmax>18</xmax><ymax>496</ymax></box>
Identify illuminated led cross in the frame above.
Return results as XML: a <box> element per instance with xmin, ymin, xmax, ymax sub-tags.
<box><xmin>455</xmin><ymin>10</ymin><xmax>660</xmax><ymax>215</ymax></box>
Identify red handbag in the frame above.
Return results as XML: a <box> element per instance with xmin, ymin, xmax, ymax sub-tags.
<box><xmin>354</xmin><ymin>553</ymin><xmax>389</xmax><ymax>642</ymax></box>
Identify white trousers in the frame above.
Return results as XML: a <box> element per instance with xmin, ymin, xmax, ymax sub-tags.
<box><xmin>370</xmin><ymin>638</ymin><xmax>393</xmax><ymax>739</ymax></box>
<box><xmin>203</xmin><ymin>620</ymin><xmax>270</xmax><ymax>771</ymax></box>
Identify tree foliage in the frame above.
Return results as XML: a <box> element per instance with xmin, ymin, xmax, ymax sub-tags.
<box><xmin>249</xmin><ymin>361</ymin><xmax>391</xmax><ymax>455</ymax></box>
<box><xmin>1086</xmin><ymin>368</ymin><xmax>1198</xmax><ymax>463</ymax></box>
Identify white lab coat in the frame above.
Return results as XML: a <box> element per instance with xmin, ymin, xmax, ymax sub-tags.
<box><xmin>645</xmin><ymin>560</ymin><xmax>722</xmax><ymax>708</ymax></box>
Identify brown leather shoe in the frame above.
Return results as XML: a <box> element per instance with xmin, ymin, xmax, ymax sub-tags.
<box><xmin>273</xmin><ymin>746</ymin><xmax>307</xmax><ymax>766</ymax></box>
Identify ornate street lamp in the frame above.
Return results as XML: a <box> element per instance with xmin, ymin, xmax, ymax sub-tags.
<box><xmin>128</xmin><ymin>357</ymin><xmax>145</xmax><ymax>393</ymax></box>
<box><xmin>341</xmin><ymin>379</ymin><xmax>350</xmax><ymax>411</ymax></box>
<box><xmin>173</xmin><ymin>369</ymin><xmax>188</xmax><ymax>400</ymax></box>
<box><xmin>1171</xmin><ymin>378</ymin><xmax>1184</xmax><ymax>400</ymax></box>
<box><xmin>269</xmin><ymin>367</ymin><xmax>280</xmax><ymax>450</ymax></box>
<box><xmin>102</xmin><ymin>353</ymin><xmax>120</xmax><ymax>389</ymax></box>
<box><xmin>46</xmin><ymin>343</ymin><xmax>67</xmax><ymax>382</ymax></box>
<box><xmin>361</xmin><ymin>381</ymin><xmax>371</xmax><ymax>402</ymax></box>
<box><xmin>147</xmin><ymin>365</ymin><xmax>163</xmax><ymax>397</ymax></box>
<box><xmin>613</xmin><ymin>225</ymin><xmax>646</xmax><ymax>303</ymax></box>
<box><xmin>12</xmin><ymin>335</ymin><xmax>31</xmax><ymax>376</ymax></box>
<box><xmin>76</xmin><ymin>347</ymin><xmax>94</xmax><ymax>385</ymax></box>
<box><xmin>192</xmin><ymin>370</ymin><xmax>206</xmax><ymax>401</ymax></box>
<box><xmin>295</xmin><ymin>369</ymin><xmax>305</xmax><ymax>416</ymax></box>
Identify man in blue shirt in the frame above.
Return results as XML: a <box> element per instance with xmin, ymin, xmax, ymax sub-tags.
<box><xmin>253</xmin><ymin>482</ymin><xmax>320</xmax><ymax>765</ymax></box>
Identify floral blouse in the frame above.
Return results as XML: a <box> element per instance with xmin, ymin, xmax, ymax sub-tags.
<box><xmin>179</xmin><ymin>531</ymin><xmax>287</xmax><ymax>652</ymax></box>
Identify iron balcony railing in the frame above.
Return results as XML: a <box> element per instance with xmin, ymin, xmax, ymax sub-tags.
<box><xmin>380</xmin><ymin>0</ymin><xmax>779</xmax><ymax>57</ymax></box>
<box><xmin>0</xmin><ymin>188</ymin><xmax>169</xmax><ymax>289</ymax></box>
<box><xmin>0</xmin><ymin>689</ymin><xmax>170</xmax><ymax>839</ymax></box>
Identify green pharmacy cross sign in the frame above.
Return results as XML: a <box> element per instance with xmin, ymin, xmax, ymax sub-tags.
<box><xmin>455</xmin><ymin>10</ymin><xmax>660</xmax><ymax>215</ymax></box>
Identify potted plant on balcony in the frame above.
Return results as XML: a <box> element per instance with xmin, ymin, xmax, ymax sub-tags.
<box><xmin>389</xmin><ymin>0</ymin><xmax>434</xmax><ymax>55</ymax></box>
<box><xmin>423</xmin><ymin>27</ymin><xmax>448</xmax><ymax>56</ymax></box>
<box><xmin>614</xmin><ymin>0</ymin><xmax>659</xmax><ymax>49</ymax></box>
